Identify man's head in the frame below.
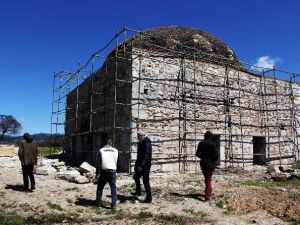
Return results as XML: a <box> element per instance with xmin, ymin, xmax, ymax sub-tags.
<box><xmin>106</xmin><ymin>137</ymin><xmax>113</xmax><ymax>146</ymax></box>
<box><xmin>23</xmin><ymin>132</ymin><xmax>33</xmax><ymax>143</ymax></box>
<box><xmin>204</xmin><ymin>131</ymin><xmax>213</xmax><ymax>140</ymax></box>
<box><xmin>23</xmin><ymin>133</ymin><xmax>30</xmax><ymax>139</ymax></box>
<box><xmin>137</xmin><ymin>131</ymin><xmax>146</xmax><ymax>141</ymax></box>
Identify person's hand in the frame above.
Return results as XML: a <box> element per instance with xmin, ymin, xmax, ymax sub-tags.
<box><xmin>93</xmin><ymin>175</ymin><xmax>99</xmax><ymax>184</ymax></box>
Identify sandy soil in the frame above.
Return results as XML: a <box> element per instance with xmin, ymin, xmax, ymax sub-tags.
<box><xmin>0</xmin><ymin>144</ymin><xmax>18</xmax><ymax>157</ymax></box>
<box><xmin>0</xmin><ymin>145</ymin><xmax>299</xmax><ymax>225</ymax></box>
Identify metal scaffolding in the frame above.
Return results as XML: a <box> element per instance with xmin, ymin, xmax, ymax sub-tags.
<box><xmin>51</xmin><ymin>26</ymin><xmax>300</xmax><ymax>172</ymax></box>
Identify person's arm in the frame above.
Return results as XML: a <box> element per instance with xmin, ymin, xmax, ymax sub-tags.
<box><xmin>140</xmin><ymin>141</ymin><xmax>151</xmax><ymax>168</ymax></box>
<box><xmin>34</xmin><ymin>142</ymin><xmax>38</xmax><ymax>165</ymax></box>
<box><xmin>95</xmin><ymin>150</ymin><xmax>102</xmax><ymax>176</ymax></box>
<box><xmin>212</xmin><ymin>144</ymin><xmax>219</xmax><ymax>164</ymax></box>
<box><xmin>116</xmin><ymin>151</ymin><xmax>121</xmax><ymax>172</ymax></box>
<box><xmin>196</xmin><ymin>142</ymin><xmax>202</xmax><ymax>158</ymax></box>
<box><xmin>18</xmin><ymin>143</ymin><xmax>24</xmax><ymax>164</ymax></box>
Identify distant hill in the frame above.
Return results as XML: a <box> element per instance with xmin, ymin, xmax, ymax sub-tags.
<box><xmin>1</xmin><ymin>133</ymin><xmax>64</xmax><ymax>144</ymax></box>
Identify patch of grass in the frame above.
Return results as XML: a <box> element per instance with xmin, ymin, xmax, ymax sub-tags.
<box><xmin>19</xmin><ymin>203</ymin><xmax>32</xmax><ymax>211</ymax></box>
<box><xmin>66</xmin><ymin>198</ymin><xmax>73</xmax><ymax>204</ymax></box>
<box><xmin>38</xmin><ymin>147</ymin><xmax>62</xmax><ymax>156</ymax></box>
<box><xmin>89</xmin><ymin>205</ymin><xmax>104</xmax><ymax>215</ymax></box>
<box><xmin>243</xmin><ymin>179</ymin><xmax>270</xmax><ymax>188</ymax></box>
<box><xmin>215</xmin><ymin>200</ymin><xmax>224</xmax><ymax>208</ymax></box>
<box><xmin>64</xmin><ymin>187</ymin><xmax>79</xmax><ymax>192</ymax></box>
<box><xmin>0</xmin><ymin>215</ymin><xmax>25</xmax><ymax>225</ymax></box>
<box><xmin>152</xmin><ymin>187</ymin><xmax>163</xmax><ymax>196</ymax></box>
<box><xmin>0</xmin><ymin>192</ymin><xmax>5</xmax><ymax>197</ymax></box>
<box><xmin>182</xmin><ymin>208</ymin><xmax>208</xmax><ymax>218</ymax></box>
<box><xmin>38</xmin><ymin>213</ymin><xmax>67</xmax><ymax>224</ymax></box>
<box><xmin>110</xmin><ymin>209</ymin><xmax>129</xmax><ymax>220</ymax></box>
<box><xmin>0</xmin><ymin>213</ymin><xmax>70</xmax><ymax>225</ymax></box>
<box><xmin>273</xmin><ymin>178</ymin><xmax>300</xmax><ymax>187</ymax></box>
<box><xmin>1</xmin><ymin>203</ymin><xmax>17</xmax><ymax>209</ymax></box>
<box><xmin>135</xmin><ymin>211</ymin><xmax>153</xmax><ymax>224</ymax></box>
<box><xmin>154</xmin><ymin>213</ymin><xmax>188</xmax><ymax>225</ymax></box>
<box><xmin>101</xmin><ymin>199</ymin><xmax>111</xmax><ymax>208</ymax></box>
<box><xmin>47</xmin><ymin>202</ymin><xmax>64</xmax><ymax>211</ymax></box>
<box><xmin>285</xmin><ymin>217</ymin><xmax>300</xmax><ymax>225</ymax></box>
<box><xmin>244</xmin><ymin>178</ymin><xmax>300</xmax><ymax>188</ymax></box>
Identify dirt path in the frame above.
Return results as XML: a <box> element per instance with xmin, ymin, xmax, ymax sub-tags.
<box><xmin>0</xmin><ymin>145</ymin><xmax>299</xmax><ymax>225</ymax></box>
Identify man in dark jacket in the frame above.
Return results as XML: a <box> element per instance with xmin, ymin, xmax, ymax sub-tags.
<box><xmin>196</xmin><ymin>131</ymin><xmax>219</xmax><ymax>201</ymax></box>
<box><xmin>18</xmin><ymin>133</ymin><xmax>38</xmax><ymax>191</ymax></box>
<box><xmin>132</xmin><ymin>131</ymin><xmax>152</xmax><ymax>203</ymax></box>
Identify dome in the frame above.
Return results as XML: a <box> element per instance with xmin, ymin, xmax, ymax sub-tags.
<box><xmin>127</xmin><ymin>26</ymin><xmax>241</xmax><ymax>66</ymax></box>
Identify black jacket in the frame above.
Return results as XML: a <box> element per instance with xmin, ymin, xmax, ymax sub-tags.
<box><xmin>196</xmin><ymin>139</ymin><xmax>219</xmax><ymax>169</ymax></box>
<box><xmin>135</xmin><ymin>137</ymin><xmax>152</xmax><ymax>170</ymax></box>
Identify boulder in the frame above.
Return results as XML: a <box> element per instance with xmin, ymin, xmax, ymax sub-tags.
<box><xmin>35</xmin><ymin>166</ymin><xmax>57</xmax><ymax>175</ymax></box>
<box><xmin>79</xmin><ymin>162</ymin><xmax>95</xmax><ymax>173</ymax></box>
<box><xmin>267</xmin><ymin>165</ymin><xmax>281</xmax><ymax>174</ymax></box>
<box><xmin>74</xmin><ymin>176</ymin><xmax>90</xmax><ymax>184</ymax></box>
<box><xmin>41</xmin><ymin>158</ymin><xmax>59</xmax><ymax>167</ymax></box>
<box><xmin>57</xmin><ymin>171</ymin><xmax>80</xmax><ymax>182</ymax></box>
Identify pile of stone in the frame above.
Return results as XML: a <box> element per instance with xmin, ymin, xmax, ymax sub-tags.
<box><xmin>35</xmin><ymin>157</ymin><xmax>96</xmax><ymax>184</ymax></box>
<box><xmin>267</xmin><ymin>165</ymin><xmax>300</xmax><ymax>181</ymax></box>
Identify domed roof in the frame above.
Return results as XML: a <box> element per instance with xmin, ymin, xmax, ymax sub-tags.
<box><xmin>128</xmin><ymin>26</ymin><xmax>240</xmax><ymax>66</ymax></box>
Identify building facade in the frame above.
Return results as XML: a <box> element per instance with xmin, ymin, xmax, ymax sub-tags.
<box><xmin>62</xmin><ymin>26</ymin><xmax>300</xmax><ymax>172</ymax></box>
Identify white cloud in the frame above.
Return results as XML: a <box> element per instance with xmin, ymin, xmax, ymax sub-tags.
<box><xmin>18</xmin><ymin>117</ymin><xmax>25</xmax><ymax>122</ymax></box>
<box><xmin>251</xmin><ymin>56</ymin><xmax>282</xmax><ymax>72</ymax></box>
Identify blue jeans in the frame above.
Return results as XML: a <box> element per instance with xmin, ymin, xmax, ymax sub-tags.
<box><xmin>96</xmin><ymin>171</ymin><xmax>117</xmax><ymax>208</ymax></box>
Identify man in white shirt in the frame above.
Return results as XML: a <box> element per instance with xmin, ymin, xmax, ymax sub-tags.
<box><xmin>95</xmin><ymin>137</ymin><xmax>120</xmax><ymax>210</ymax></box>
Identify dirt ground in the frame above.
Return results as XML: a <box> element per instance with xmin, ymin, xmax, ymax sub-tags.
<box><xmin>0</xmin><ymin>145</ymin><xmax>299</xmax><ymax>225</ymax></box>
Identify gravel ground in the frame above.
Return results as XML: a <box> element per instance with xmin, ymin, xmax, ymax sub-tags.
<box><xmin>0</xmin><ymin>145</ymin><xmax>299</xmax><ymax>225</ymax></box>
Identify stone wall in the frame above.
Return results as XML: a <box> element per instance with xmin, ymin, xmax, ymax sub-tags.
<box><xmin>65</xmin><ymin>47</ymin><xmax>299</xmax><ymax>173</ymax></box>
<box><xmin>65</xmin><ymin>55</ymin><xmax>132</xmax><ymax>172</ymax></box>
<box><xmin>131</xmin><ymin>49</ymin><xmax>300</xmax><ymax>172</ymax></box>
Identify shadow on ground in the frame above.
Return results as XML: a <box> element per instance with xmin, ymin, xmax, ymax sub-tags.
<box><xmin>117</xmin><ymin>194</ymin><xmax>138</xmax><ymax>203</ymax></box>
<box><xmin>74</xmin><ymin>197</ymin><xmax>97</xmax><ymax>207</ymax></box>
<box><xmin>170</xmin><ymin>192</ymin><xmax>207</xmax><ymax>201</ymax></box>
<box><xmin>5</xmin><ymin>184</ymin><xmax>29</xmax><ymax>192</ymax></box>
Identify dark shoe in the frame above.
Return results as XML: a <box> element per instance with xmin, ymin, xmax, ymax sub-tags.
<box><xmin>204</xmin><ymin>197</ymin><xmax>210</xmax><ymax>202</ymax></box>
<box><xmin>131</xmin><ymin>192</ymin><xmax>141</xmax><ymax>196</ymax></box>
<box><xmin>142</xmin><ymin>199</ymin><xmax>152</xmax><ymax>203</ymax></box>
<box><xmin>111</xmin><ymin>204</ymin><xmax>116</xmax><ymax>210</ymax></box>
<box><xmin>30</xmin><ymin>185</ymin><xmax>35</xmax><ymax>191</ymax></box>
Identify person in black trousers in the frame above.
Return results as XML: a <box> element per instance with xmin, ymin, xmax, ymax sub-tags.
<box><xmin>18</xmin><ymin>133</ymin><xmax>38</xmax><ymax>191</ymax></box>
<box><xmin>132</xmin><ymin>131</ymin><xmax>152</xmax><ymax>203</ymax></box>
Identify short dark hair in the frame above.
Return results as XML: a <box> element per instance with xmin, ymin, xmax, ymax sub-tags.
<box><xmin>106</xmin><ymin>137</ymin><xmax>112</xmax><ymax>145</ymax></box>
<box><xmin>23</xmin><ymin>133</ymin><xmax>33</xmax><ymax>143</ymax></box>
<box><xmin>23</xmin><ymin>133</ymin><xmax>30</xmax><ymax>139</ymax></box>
<box><xmin>204</xmin><ymin>131</ymin><xmax>213</xmax><ymax>140</ymax></box>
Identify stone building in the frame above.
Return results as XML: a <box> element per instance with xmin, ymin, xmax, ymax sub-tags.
<box><xmin>61</xmin><ymin>26</ymin><xmax>300</xmax><ymax>172</ymax></box>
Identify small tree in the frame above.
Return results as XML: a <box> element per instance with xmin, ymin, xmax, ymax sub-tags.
<box><xmin>0</xmin><ymin>115</ymin><xmax>22</xmax><ymax>140</ymax></box>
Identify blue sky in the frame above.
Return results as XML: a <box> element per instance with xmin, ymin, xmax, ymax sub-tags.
<box><xmin>1</xmin><ymin>0</ymin><xmax>300</xmax><ymax>135</ymax></box>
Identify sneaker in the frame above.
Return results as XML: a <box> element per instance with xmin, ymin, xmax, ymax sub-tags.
<box><xmin>30</xmin><ymin>185</ymin><xmax>35</xmax><ymax>191</ymax></box>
